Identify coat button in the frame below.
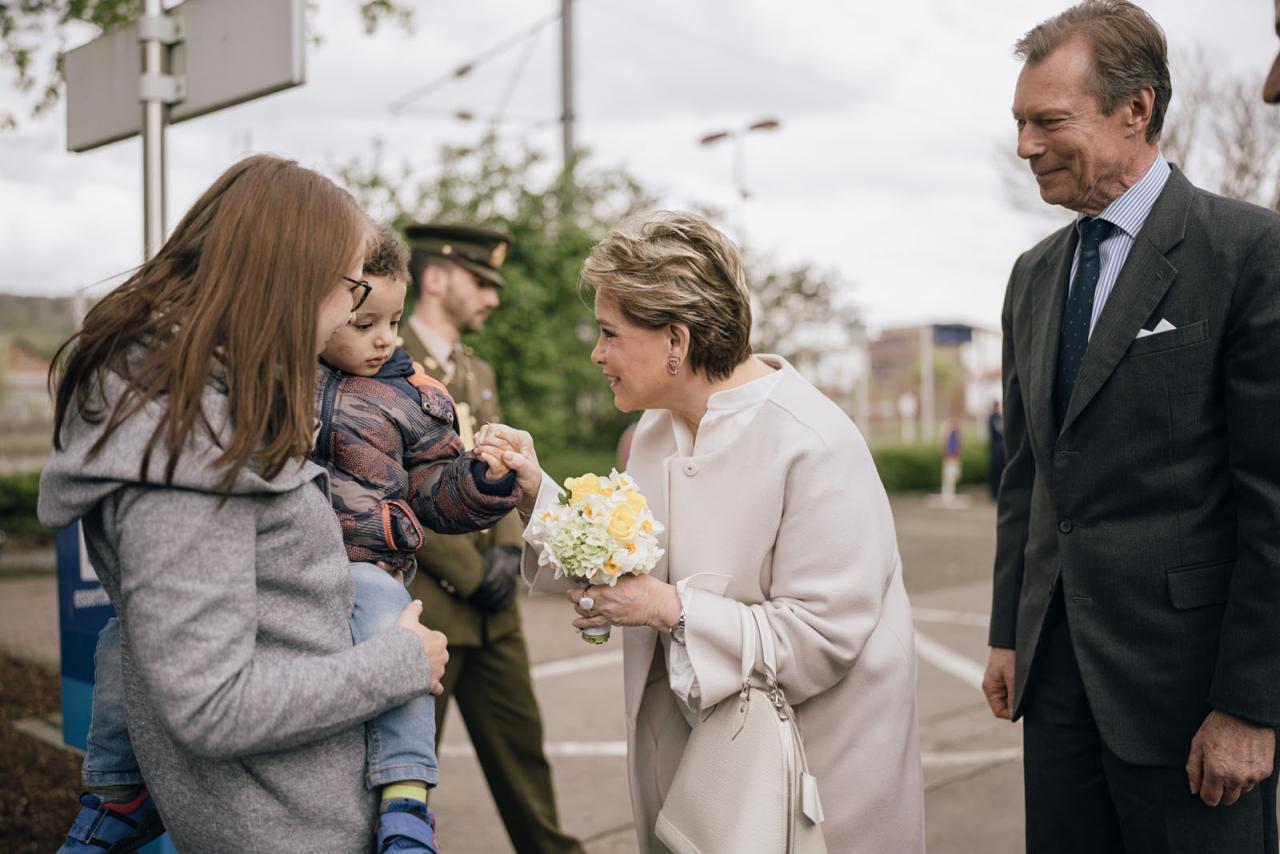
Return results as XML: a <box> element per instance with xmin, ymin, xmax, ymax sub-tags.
<box><xmin>683</xmin><ymin>461</ymin><xmax>698</xmax><ymax>476</ymax></box>
<box><xmin>1058</xmin><ymin>519</ymin><xmax>1073</xmax><ymax>534</ymax></box>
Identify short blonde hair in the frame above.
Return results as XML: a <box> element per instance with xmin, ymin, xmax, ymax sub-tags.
<box><xmin>581</xmin><ymin>211</ymin><xmax>752</xmax><ymax>382</ymax></box>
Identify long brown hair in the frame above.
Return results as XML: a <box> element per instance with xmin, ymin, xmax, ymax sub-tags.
<box><xmin>51</xmin><ymin>154</ymin><xmax>369</xmax><ymax>491</ymax></box>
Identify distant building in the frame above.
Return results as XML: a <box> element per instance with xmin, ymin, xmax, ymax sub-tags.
<box><xmin>785</xmin><ymin>319</ymin><xmax>871</xmax><ymax>426</ymax></box>
<box><xmin>0</xmin><ymin>338</ymin><xmax>54</xmax><ymax>427</ymax></box>
<box><xmin>867</xmin><ymin>323</ymin><xmax>1000</xmax><ymax>443</ymax></box>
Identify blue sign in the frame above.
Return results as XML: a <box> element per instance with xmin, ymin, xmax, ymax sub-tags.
<box><xmin>56</xmin><ymin>522</ymin><xmax>175</xmax><ymax>854</ymax></box>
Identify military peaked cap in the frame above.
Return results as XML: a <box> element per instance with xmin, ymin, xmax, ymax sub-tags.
<box><xmin>403</xmin><ymin>222</ymin><xmax>511</xmax><ymax>287</ymax></box>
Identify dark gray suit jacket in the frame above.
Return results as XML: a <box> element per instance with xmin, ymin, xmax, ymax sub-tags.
<box><xmin>991</xmin><ymin>166</ymin><xmax>1280</xmax><ymax>766</ymax></box>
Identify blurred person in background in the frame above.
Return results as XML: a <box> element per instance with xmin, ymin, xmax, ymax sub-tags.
<box><xmin>940</xmin><ymin>418</ymin><xmax>963</xmax><ymax>506</ymax></box>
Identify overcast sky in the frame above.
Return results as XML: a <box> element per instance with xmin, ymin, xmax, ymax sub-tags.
<box><xmin>0</xmin><ymin>0</ymin><xmax>1274</xmax><ymax>333</ymax></box>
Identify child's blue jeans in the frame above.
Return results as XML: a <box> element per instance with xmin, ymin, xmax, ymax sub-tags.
<box><xmin>81</xmin><ymin>562</ymin><xmax>439</xmax><ymax>790</ymax></box>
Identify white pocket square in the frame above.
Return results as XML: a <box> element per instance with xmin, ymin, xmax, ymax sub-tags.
<box><xmin>1136</xmin><ymin>318</ymin><xmax>1176</xmax><ymax>339</ymax></box>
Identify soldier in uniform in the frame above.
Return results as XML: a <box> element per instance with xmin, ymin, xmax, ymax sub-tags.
<box><xmin>399</xmin><ymin>223</ymin><xmax>583</xmax><ymax>854</ymax></box>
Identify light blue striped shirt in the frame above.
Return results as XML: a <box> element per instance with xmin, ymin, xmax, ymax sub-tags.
<box><xmin>1070</xmin><ymin>152</ymin><xmax>1172</xmax><ymax>337</ymax></box>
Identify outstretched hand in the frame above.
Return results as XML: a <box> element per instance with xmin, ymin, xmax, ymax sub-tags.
<box><xmin>475</xmin><ymin>423</ymin><xmax>542</xmax><ymax>510</ymax></box>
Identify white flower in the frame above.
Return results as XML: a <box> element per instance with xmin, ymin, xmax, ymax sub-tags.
<box><xmin>525</xmin><ymin>469</ymin><xmax>664</xmax><ymax>588</ymax></box>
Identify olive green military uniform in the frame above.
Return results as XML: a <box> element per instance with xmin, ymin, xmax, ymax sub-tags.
<box><xmin>402</xmin><ymin>224</ymin><xmax>582</xmax><ymax>854</ymax></box>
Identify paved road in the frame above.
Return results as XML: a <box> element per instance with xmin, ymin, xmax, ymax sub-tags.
<box><xmin>3</xmin><ymin>492</ymin><xmax>1027</xmax><ymax>852</ymax></box>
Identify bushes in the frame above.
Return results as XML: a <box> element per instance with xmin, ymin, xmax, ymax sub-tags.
<box><xmin>0</xmin><ymin>442</ymin><xmax>992</xmax><ymax>549</ymax></box>
<box><xmin>0</xmin><ymin>471</ymin><xmax>48</xmax><ymax>545</ymax></box>
<box><xmin>871</xmin><ymin>443</ymin><xmax>991</xmax><ymax>493</ymax></box>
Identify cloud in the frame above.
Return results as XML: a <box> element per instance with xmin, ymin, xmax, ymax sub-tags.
<box><xmin>0</xmin><ymin>0</ymin><xmax>1274</xmax><ymax>335</ymax></box>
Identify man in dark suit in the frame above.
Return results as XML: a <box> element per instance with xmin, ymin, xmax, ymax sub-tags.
<box><xmin>982</xmin><ymin>2</ymin><xmax>1280</xmax><ymax>851</ymax></box>
<box><xmin>400</xmin><ymin>223</ymin><xmax>583</xmax><ymax>854</ymax></box>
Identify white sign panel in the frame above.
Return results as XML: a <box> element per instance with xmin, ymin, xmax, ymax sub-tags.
<box><xmin>65</xmin><ymin>0</ymin><xmax>304</xmax><ymax>153</ymax></box>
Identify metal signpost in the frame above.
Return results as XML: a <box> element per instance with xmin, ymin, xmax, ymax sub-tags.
<box><xmin>57</xmin><ymin>4</ymin><xmax>304</xmax><ymax>848</ymax></box>
<box><xmin>64</xmin><ymin>0</ymin><xmax>305</xmax><ymax>256</ymax></box>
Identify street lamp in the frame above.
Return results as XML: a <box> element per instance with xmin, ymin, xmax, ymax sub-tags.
<box><xmin>698</xmin><ymin>117</ymin><xmax>782</xmax><ymax>200</ymax></box>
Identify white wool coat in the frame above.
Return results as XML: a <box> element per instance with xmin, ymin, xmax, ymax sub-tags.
<box><xmin>526</xmin><ymin>358</ymin><xmax>924</xmax><ymax>853</ymax></box>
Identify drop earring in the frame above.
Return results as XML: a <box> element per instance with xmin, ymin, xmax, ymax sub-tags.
<box><xmin>667</xmin><ymin>357</ymin><xmax>682</xmax><ymax>376</ymax></box>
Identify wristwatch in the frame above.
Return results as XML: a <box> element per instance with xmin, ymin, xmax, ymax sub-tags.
<box><xmin>671</xmin><ymin>607</ymin><xmax>687</xmax><ymax>644</ymax></box>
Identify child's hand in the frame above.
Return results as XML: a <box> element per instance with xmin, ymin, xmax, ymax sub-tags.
<box><xmin>476</xmin><ymin>444</ymin><xmax>512</xmax><ymax>480</ymax></box>
<box><xmin>475</xmin><ymin>424</ymin><xmax>542</xmax><ymax>506</ymax></box>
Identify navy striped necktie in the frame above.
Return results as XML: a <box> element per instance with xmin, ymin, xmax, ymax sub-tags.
<box><xmin>1053</xmin><ymin>216</ymin><xmax>1114</xmax><ymax>431</ymax></box>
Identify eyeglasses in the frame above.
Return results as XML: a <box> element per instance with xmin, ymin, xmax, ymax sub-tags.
<box><xmin>342</xmin><ymin>276</ymin><xmax>372</xmax><ymax>311</ymax></box>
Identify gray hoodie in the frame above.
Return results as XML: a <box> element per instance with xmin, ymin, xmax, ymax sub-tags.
<box><xmin>39</xmin><ymin>367</ymin><xmax>430</xmax><ymax>852</ymax></box>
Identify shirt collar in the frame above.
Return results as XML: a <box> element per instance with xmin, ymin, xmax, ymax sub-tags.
<box><xmin>704</xmin><ymin>359</ymin><xmax>784</xmax><ymax>413</ymax></box>
<box><xmin>1080</xmin><ymin>151</ymin><xmax>1171</xmax><ymax>239</ymax></box>
<box><xmin>407</xmin><ymin>315</ymin><xmax>456</xmax><ymax>371</ymax></box>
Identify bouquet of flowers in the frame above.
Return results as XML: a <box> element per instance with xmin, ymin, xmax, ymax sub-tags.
<box><xmin>524</xmin><ymin>469</ymin><xmax>665</xmax><ymax>644</ymax></box>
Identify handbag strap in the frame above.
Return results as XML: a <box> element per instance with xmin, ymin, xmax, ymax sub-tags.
<box><xmin>746</xmin><ymin>606</ymin><xmax>825</xmax><ymax>825</ymax></box>
<box><xmin>748</xmin><ymin>605</ymin><xmax>779</xmax><ymax>688</ymax></box>
<box><xmin>737</xmin><ymin>604</ymin><xmax>757</xmax><ymax>690</ymax></box>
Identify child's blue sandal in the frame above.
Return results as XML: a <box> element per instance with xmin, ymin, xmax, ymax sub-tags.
<box><xmin>376</xmin><ymin>798</ymin><xmax>442</xmax><ymax>853</ymax></box>
<box><xmin>57</xmin><ymin>787</ymin><xmax>164</xmax><ymax>853</ymax></box>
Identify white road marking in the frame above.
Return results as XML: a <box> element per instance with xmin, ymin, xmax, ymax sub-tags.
<box><xmin>912</xmin><ymin>606</ymin><xmax>990</xmax><ymax>628</ymax></box>
<box><xmin>441</xmin><ymin>740</ymin><xmax>1021</xmax><ymax>767</ymax></box>
<box><xmin>914</xmin><ymin>629</ymin><xmax>987</xmax><ymax>693</ymax></box>
<box><xmin>531</xmin><ymin>648</ymin><xmax>624</xmax><ymax>680</ymax></box>
<box><xmin>921</xmin><ymin>747</ymin><xmax>1022</xmax><ymax>767</ymax></box>
<box><xmin>439</xmin><ymin>740</ymin><xmax>628</xmax><ymax>758</ymax></box>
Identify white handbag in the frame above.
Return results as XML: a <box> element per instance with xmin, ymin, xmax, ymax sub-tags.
<box><xmin>655</xmin><ymin>605</ymin><xmax>827</xmax><ymax>854</ymax></box>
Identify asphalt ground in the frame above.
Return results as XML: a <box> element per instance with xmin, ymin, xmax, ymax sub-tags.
<box><xmin>1</xmin><ymin>489</ymin><xmax>1030</xmax><ymax>852</ymax></box>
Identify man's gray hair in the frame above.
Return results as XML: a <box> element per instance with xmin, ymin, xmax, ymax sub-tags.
<box><xmin>1015</xmin><ymin>0</ymin><xmax>1171</xmax><ymax>143</ymax></box>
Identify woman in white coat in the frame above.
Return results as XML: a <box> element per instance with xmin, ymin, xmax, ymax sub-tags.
<box><xmin>482</xmin><ymin>211</ymin><xmax>924</xmax><ymax>853</ymax></box>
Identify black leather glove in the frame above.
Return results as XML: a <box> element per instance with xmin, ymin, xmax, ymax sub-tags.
<box><xmin>470</xmin><ymin>545</ymin><xmax>522</xmax><ymax>613</ymax></box>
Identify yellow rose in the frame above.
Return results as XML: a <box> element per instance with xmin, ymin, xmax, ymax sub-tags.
<box><xmin>606</xmin><ymin>505</ymin><xmax>639</xmax><ymax>541</ymax></box>
<box><xmin>623</xmin><ymin>490</ymin><xmax>647</xmax><ymax>515</ymax></box>
<box><xmin>565</xmin><ymin>474</ymin><xmax>607</xmax><ymax>507</ymax></box>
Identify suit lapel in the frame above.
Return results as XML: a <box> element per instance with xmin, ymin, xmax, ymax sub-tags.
<box><xmin>1058</xmin><ymin>169</ymin><xmax>1191</xmax><ymax>434</ymax></box>
<box><xmin>1028</xmin><ymin>229</ymin><xmax>1075</xmax><ymax>455</ymax></box>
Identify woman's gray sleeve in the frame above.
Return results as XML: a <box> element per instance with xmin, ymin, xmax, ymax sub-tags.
<box><xmin>109</xmin><ymin>486</ymin><xmax>430</xmax><ymax>760</ymax></box>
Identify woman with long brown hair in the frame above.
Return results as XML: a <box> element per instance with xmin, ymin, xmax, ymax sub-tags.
<box><xmin>39</xmin><ymin>154</ymin><xmax>446</xmax><ymax>852</ymax></box>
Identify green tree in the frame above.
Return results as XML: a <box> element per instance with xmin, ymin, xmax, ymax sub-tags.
<box><xmin>748</xmin><ymin>257</ymin><xmax>859</xmax><ymax>361</ymax></box>
<box><xmin>0</xmin><ymin>0</ymin><xmax>414</xmax><ymax>129</ymax></box>
<box><xmin>337</xmin><ymin>134</ymin><xmax>653</xmax><ymax>458</ymax></box>
<box><xmin>337</xmin><ymin>134</ymin><xmax>866</xmax><ymax>457</ymax></box>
